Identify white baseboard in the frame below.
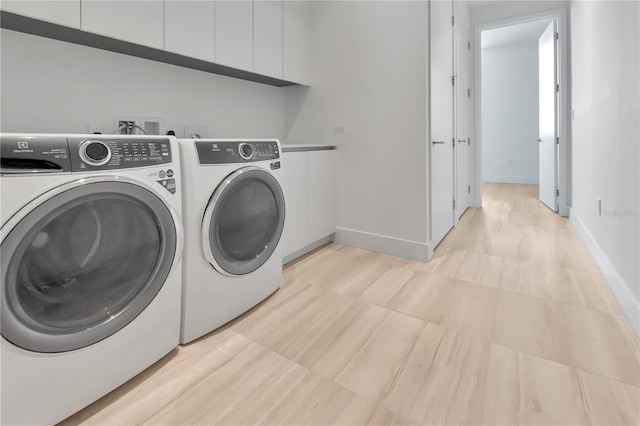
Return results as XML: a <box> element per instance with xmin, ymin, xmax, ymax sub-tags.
<box><xmin>570</xmin><ymin>208</ymin><xmax>639</xmax><ymax>336</ymax></box>
<box><xmin>283</xmin><ymin>234</ymin><xmax>334</xmax><ymax>265</ymax></box>
<box><xmin>483</xmin><ymin>176</ymin><xmax>539</xmax><ymax>184</ymax></box>
<box><xmin>334</xmin><ymin>227</ymin><xmax>430</xmax><ymax>262</ymax></box>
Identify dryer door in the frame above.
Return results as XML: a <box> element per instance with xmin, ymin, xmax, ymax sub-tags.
<box><xmin>0</xmin><ymin>179</ymin><xmax>178</xmax><ymax>353</ymax></box>
<box><xmin>202</xmin><ymin>167</ymin><xmax>285</xmax><ymax>276</ymax></box>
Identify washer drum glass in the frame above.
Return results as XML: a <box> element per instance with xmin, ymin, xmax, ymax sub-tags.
<box><xmin>1</xmin><ymin>181</ymin><xmax>177</xmax><ymax>353</ymax></box>
<box><xmin>205</xmin><ymin>168</ymin><xmax>285</xmax><ymax>276</ymax></box>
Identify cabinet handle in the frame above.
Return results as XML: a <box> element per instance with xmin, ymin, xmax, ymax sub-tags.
<box><xmin>432</xmin><ymin>140</ymin><xmax>446</xmax><ymax>145</ymax></box>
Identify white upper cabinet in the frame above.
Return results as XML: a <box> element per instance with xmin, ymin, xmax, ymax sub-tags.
<box><xmin>214</xmin><ymin>0</ymin><xmax>253</xmax><ymax>71</ymax></box>
<box><xmin>283</xmin><ymin>0</ymin><xmax>308</xmax><ymax>84</ymax></box>
<box><xmin>0</xmin><ymin>0</ymin><xmax>80</xmax><ymax>28</ymax></box>
<box><xmin>81</xmin><ymin>1</ymin><xmax>164</xmax><ymax>49</ymax></box>
<box><xmin>253</xmin><ymin>0</ymin><xmax>283</xmax><ymax>78</ymax></box>
<box><xmin>165</xmin><ymin>1</ymin><xmax>215</xmax><ymax>62</ymax></box>
<box><xmin>4</xmin><ymin>0</ymin><xmax>310</xmax><ymax>84</ymax></box>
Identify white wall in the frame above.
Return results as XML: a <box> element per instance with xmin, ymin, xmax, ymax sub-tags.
<box><xmin>0</xmin><ymin>29</ymin><xmax>285</xmax><ymax>138</ymax></box>
<box><xmin>481</xmin><ymin>40</ymin><xmax>539</xmax><ymax>184</ymax></box>
<box><xmin>283</xmin><ymin>1</ymin><xmax>430</xmax><ymax>260</ymax></box>
<box><xmin>570</xmin><ymin>0</ymin><xmax>639</xmax><ymax>330</ymax></box>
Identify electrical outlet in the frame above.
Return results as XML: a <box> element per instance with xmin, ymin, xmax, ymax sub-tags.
<box><xmin>508</xmin><ymin>159</ymin><xmax>513</xmax><ymax>166</ymax></box>
<box><xmin>333</xmin><ymin>125</ymin><xmax>345</xmax><ymax>135</ymax></box>
<box><xmin>113</xmin><ymin>116</ymin><xmax>139</xmax><ymax>135</ymax></box>
<box><xmin>118</xmin><ymin>120</ymin><xmax>137</xmax><ymax>135</ymax></box>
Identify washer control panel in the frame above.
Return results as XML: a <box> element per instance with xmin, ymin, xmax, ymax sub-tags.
<box><xmin>68</xmin><ymin>137</ymin><xmax>172</xmax><ymax>171</ymax></box>
<box><xmin>196</xmin><ymin>140</ymin><xmax>279</xmax><ymax>164</ymax></box>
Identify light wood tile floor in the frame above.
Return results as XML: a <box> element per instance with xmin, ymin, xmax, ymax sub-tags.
<box><xmin>61</xmin><ymin>183</ymin><xmax>640</xmax><ymax>425</ymax></box>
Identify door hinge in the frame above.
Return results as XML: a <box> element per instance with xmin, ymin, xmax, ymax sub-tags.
<box><xmin>467</xmin><ymin>137</ymin><xmax>470</xmax><ymax>146</ymax></box>
<box><xmin>451</xmin><ymin>75</ymin><xmax>455</xmax><ymax>86</ymax></box>
<box><xmin>556</xmin><ymin>136</ymin><xmax>559</xmax><ymax>145</ymax></box>
<box><xmin>452</xmin><ymin>15</ymin><xmax>455</xmax><ymax>26</ymax></box>
<box><xmin>556</xmin><ymin>189</ymin><xmax>560</xmax><ymax>196</ymax></box>
<box><xmin>468</xmin><ymin>185</ymin><xmax>471</xmax><ymax>194</ymax></box>
<box><xmin>452</xmin><ymin>138</ymin><xmax>455</xmax><ymax>147</ymax></box>
<box><xmin>453</xmin><ymin>199</ymin><xmax>456</xmax><ymax>209</ymax></box>
<box><xmin>556</xmin><ymin>84</ymin><xmax>560</xmax><ymax>92</ymax></box>
<box><xmin>467</xmin><ymin>88</ymin><xmax>471</xmax><ymax>98</ymax></box>
<box><xmin>554</xmin><ymin>32</ymin><xmax>559</xmax><ymax>40</ymax></box>
<box><xmin>467</xmin><ymin>41</ymin><xmax>471</xmax><ymax>50</ymax></box>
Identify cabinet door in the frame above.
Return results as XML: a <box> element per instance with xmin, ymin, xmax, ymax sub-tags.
<box><xmin>214</xmin><ymin>0</ymin><xmax>253</xmax><ymax>71</ymax></box>
<box><xmin>165</xmin><ymin>1</ymin><xmax>215</xmax><ymax>62</ymax></box>
<box><xmin>281</xmin><ymin>152</ymin><xmax>308</xmax><ymax>258</ymax></box>
<box><xmin>0</xmin><ymin>0</ymin><xmax>80</xmax><ymax>28</ymax></box>
<box><xmin>307</xmin><ymin>150</ymin><xmax>335</xmax><ymax>242</ymax></box>
<box><xmin>283</xmin><ymin>0</ymin><xmax>308</xmax><ymax>84</ymax></box>
<box><xmin>254</xmin><ymin>0</ymin><xmax>283</xmax><ymax>78</ymax></box>
<box><xmin>81</xmin><ymin>1</ymin><xmax>164</xmax><ymax>49</ymax></box>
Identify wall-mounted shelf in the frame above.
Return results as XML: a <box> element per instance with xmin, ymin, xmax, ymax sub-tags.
<box><xmin>0</xmin><ymin>11</ymin><xmax>298</xmax><ymax>87</ymax></box>
<box><xmin>281</xmin><ymin>144</ymin><xmax>337</xmax><ymax>153</ymax></box>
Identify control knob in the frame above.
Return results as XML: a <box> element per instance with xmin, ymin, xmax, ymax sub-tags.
<box><xmin>79</xmin><ymin>140</ymin><xmax>111</xmax><ymax>166</ymax></box>
<box><xmin>238</xmin><ymin>143</ymin><xmax>254</xmax><ymax>160</ymax></box>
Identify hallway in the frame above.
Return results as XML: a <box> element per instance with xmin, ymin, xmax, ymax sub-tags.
<box><xmin>63</xmin><ymin>183</ymin><xmax>639</xmax><ymax>425</ymax></box>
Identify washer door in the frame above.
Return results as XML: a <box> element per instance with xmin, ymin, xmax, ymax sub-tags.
<box><xmin>203</xmin><ymin>167</ymin><xmax>285</xmax><ymax>276</ymax></box>
<box><xmin>0</xmin><ymin>180</ymin><xmax>177</xmax><ymax>353</ymax></box>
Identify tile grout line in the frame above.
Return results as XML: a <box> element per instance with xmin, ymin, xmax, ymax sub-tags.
<box><xmin>224</xmin><ymin>328</ymin><xmax>414</xmax><ymax>423</ymax></box>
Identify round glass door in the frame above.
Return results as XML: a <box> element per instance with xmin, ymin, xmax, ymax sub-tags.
<box><xmin>203</xmin><ymin>167</ymin><xmax>285</xmax><ymax>276</ymax></box>
<box><xmin>1</xmin><ymin>180</ymin><xmax>177</xmax><ymax>353</ymax></box>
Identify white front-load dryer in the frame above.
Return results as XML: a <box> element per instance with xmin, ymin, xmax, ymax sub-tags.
<box><xmin>178</xmin><ymin>138</ymin><xmax>284</xmax><ymax>344</ymax></box>
<box><xmin>0</xmin><ymin>134</ymin><xmax>183</xmax><ymax>425</ymax></box>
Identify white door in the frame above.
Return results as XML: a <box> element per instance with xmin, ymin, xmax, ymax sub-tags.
<box><xmin>538</xmin><ymin>21</ymin><xmax>558</xmax><ymax>211</ymax></box>
<box><xmin>455</xmin><ymin>6</ymin><xmax>470</xmax><ymax>220</ymax></box>
<box><xmin>430</xmin><ymin>0</ymin><xmax>455</xmax><ymax>247</ymax></box>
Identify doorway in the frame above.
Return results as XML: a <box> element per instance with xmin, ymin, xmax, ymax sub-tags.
<box><xmin>481</xmin><ymin>18</ymin><xmax>555</xmax><ymax>208</ymax></box>
<box><xmin>471</xmin><ymin>9</ymin><xmax>569</xmax><ymax>216</ymax></box>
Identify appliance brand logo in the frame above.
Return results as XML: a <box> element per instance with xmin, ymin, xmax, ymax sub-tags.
<box><xmin>212</xmin><ymin>143</ymin><xmax>219</xmax><ymax>149</ymax></box>
<box><xmin>17</xmin><ymin>141</ymin><xmax>29</xmax><ymax>149</ymax></box>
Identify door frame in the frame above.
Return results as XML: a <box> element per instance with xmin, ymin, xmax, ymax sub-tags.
<box><xmin>470</xmin><ymin>7</ymin><xmax>569</xmax><ymax>216</ymax></box>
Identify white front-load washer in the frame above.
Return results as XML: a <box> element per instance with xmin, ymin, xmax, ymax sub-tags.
<box><xmin>0</xmin><ymin>133</ymin><xmax>183</xmax><ymax>425</ymax></box>
<box><xmin>178</xmin><ymin>138</ymin><xmax>284</xmax><ymax>344</ymax></box>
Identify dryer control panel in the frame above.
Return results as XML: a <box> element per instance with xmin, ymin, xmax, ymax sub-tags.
<box><xmin>196</xmin><ymin>140</ymin><xmax>279</xmax><ymax>165</ymax></box>
<box><xmin>67</xmin><ymin>137</ymin><xmax>172</xmax><ymax>171</ymax></box>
